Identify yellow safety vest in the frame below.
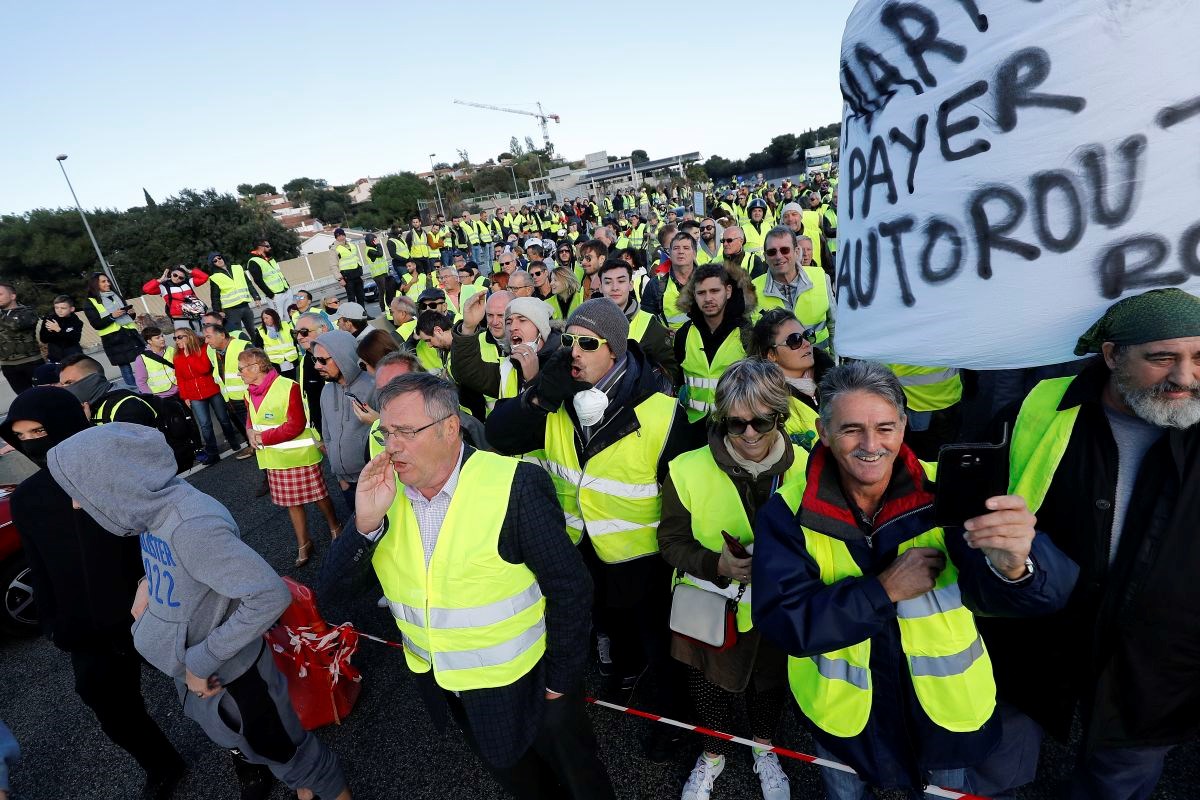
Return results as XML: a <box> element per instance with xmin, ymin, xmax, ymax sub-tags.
<box><xmin>415</xmin><ymin>340</ymin><xmax>448</xmax><ymax>376</ymax></box>
<box><xmin>389</xmin><ymin>236</ymin><xmax>411</xmax><ymax>262</ymax></box>
<box><xmin>542</xmin><ymin>392</ymin><xmax>676</xmax><ymax>563</ymax></box>
<box><xmin>92</xmin><ymin>392</ymin><xmax>156</xmax><ymax>426</ymax></box>
<box><xmin>548</xmin><ymin>290</ymin><xmax>582</xmax><ymax>321</ymax></box>
<box><xmin>459</xmin><ymin>220</ymin><xmax>480</xmax><ymax>245</ymax></box>
<box><xmin>785</xmin><ymin>395</ymin><xmax>820</xmax><ymax>452</ymax></box>
<box><xmin>823</xmin><ymin>207</ymin><xmax>838</xmax><ymax>254</ymax></box>
<box><xmin>373</xmin><ymin>452</ymin><xmax>547</xmax><ymax>691</ymax></box>
<box><xmin>208</xmin><ymin>338</ymin><xmax>250</xmax><ymax>401</ymax></box>
<box><xmin>429</xmin><ymin>226</ymin><xmax>449</xmax><ymax>257</ymax></box>
<box><xmin>668</xmin><ymin>444</ymin><xmax>808</xmax><ymax>631</ymax></box>
<box><xmin>1007</xmin><ymin>376</ymin><xmax>1078</xmax><ymax>515</ymax></box>
<box><xmin>396</xmin><ymin>319</ymin><xmax>417</xmax><ymax>341</ymax></box>
<box><xmin>208</xmin><ymin>266</ymin><xmax>253</xmax><ymax>308</ymax></box>
<box><xmin>407</xmin><ymin>229</ymin><xmax>430</xmax><ymax>259</ymax></box>
<box><xmin>680</xmin><ymin>322</ymin><xmax>745</xmax><ymax>423</ymax></box>
<box><xmin>743</xmin><ymin>220</ymin><xmax>770</xmax><ymax>255</ymax></box>
<box><xmin>248</xmin><ymin>256</ymin><xmax>289</xmax><ymax>293</ymax></box>
<box><xmin>777</xmin><ymin>469</ymin><xmax>997</xmax><ymax>739</ymax></box>
<box><xmin>258</xmin><ymin>323</ymin><xmax>298</xmax><ymax>367</ymax></box>
<box><xmin>365</xmin><ymin>246</ymin><xmax>390</xmax><ymax>278</ymax></box>
<box><xmin>800</xmin><ymin>209</ymin><xmax>824</xmax><ymax>270</ymax></box>
<box><xmin>336</xmin><ymin>243</ymin><xmax>361</xmax><ymax>273</ymax></box>
<box><xmin>752</xmin><ymin>269</ymin><xmax>831</xmax><ymax>351</ymax></box>
<box><xmin>476</xmin><ymin>219</ymin><xmax>494</xmax><ymax>243</ymax></box>
<box><xmin>140</xmin><ymin>347</ymin><xmax>176</xmax><ymax>394</ymax></box>
<box><xmin>662</xmin><ymin>274</ymin><xmax>689</xmax><ymax>330</ymax></box>
<box><xmin>889</xmin><ymin>364</ymin><xmax>963</xmax><ymax>413</ymax></box>
<box><xmin>629</xmin><ymin>223</ymin><xmax>647</xmax><ymax>250</ymax></box>
<box><xmin>628</xmin><ymin>309</ymin><xmax>654</xmax><ymax>342</ymax></box>
<box><xmin>246</xmin><ymin>376</ymin><xmax>322</xmax><ymax>470</ymax></box>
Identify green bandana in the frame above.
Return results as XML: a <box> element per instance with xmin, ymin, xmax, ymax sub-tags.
<box><xmin>1075</xmin><ymin>288</ymin><xmax>1200</xmax><ymax>355</ymax></box>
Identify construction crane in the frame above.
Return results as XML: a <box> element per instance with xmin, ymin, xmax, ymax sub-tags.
<box><xmin>453</xmin><ymin>100</ymin><xmax>560</xmax><ymax>152</ymax></box>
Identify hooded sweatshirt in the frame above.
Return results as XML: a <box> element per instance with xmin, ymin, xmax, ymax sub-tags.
<box><xmin>46</xmin><ymin>423</ymin><xmax>290</xmax><ymax>690</ymax></box>
<box><xmin>314</xmin><ymin>329</ymin><xmax>376</xmax><ymax>482</ymax></box>
<box><xmin>1</xmin><ymin>388</ymin><xmax>145</xmax><ymax>651</ymax></box>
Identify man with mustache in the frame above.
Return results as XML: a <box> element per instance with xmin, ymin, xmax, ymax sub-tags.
<box><xmin>753</xmin><ymin>361</ymin><xmax>1077</xmax><ymax>800</ymax></box>
<box><xmin>979</xmin><ymin>288</ymin><xmax>1200</xmax><ymax>800</ymax></box>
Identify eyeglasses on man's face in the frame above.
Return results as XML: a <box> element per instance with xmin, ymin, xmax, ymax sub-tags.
<box><xmin>373</xmin><ymin>415</ymin><xmax>451</xmax><ymax>444</ymax></box>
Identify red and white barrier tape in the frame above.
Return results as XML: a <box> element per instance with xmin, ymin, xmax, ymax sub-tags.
<box><xmin>348</xmin><ymin>625</ymin><xmax>989</xmax><ymax>799</ymax></box>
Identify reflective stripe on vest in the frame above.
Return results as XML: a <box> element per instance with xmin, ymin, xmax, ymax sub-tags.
<box><xmin>668</xmin><ymin>444</ymin><xmax>807</xmax><ymax>632</ymax></box>
<box><xmin>776</xmin><ymin>473</ymin><xmax>997</xmax><ymax>738</ymax></box>
<box><xmin>141</xmin><ymin>347</ymin><xmax>176</xmax><ymax>394</ymax></box>
<box><xmin>785</xmin><ymin>395</ymin><xmax>819</xmax><ymax>452</ymax></box>
<box><xmin>752</xmin><ymin>268</ymin><xmax>831</xmax><ymax>351</ymax></box>
<box><xmin>248</xmin><ymin>256</ymin><xmax>289</xmax><ymax>293</ymax></box>
<box><xmin>246</xmin><ymin>376</ymin><xmax>322</xmax><ymax>470</ymax></box>
<box><xmin>389</xmin><ymin>236</ymin><xmax>410</xmax><ymax>260</ymax></box>
<box><xmin>209</xmin><ymin>338</ymin><xmax>250</xmax><ymax>400</ymax></box>
<box><xmin>93</xmin><ymin>393</ymin><xmax>156</xmax><ymax>425</ymax></box>
<box><xmin>542</xmin><ymin>392</ymin><xmax>675</xmax><ymax>563</ymax></box>
<box><xmin>372</xmin><ymin>452</ymin><xmax>547</xmax><ymax>691</ymax></box>
<box><xmin>629</xmin><ymin>223</ymin><xmax>646</xmax><ymax>249</ymax></box>
<box><xmin>889</xmin><ymin>364</ymin><xmax>962</xmax><ymax>412</ymax></box>
<box><xmin>336</xmin><ymin>243</ymin><xmax>360</xmax><ymax>272</ymax></box>
<box><xmin>209</xmin><ymin>266</ymin><xmax>253</xmax><ymax>307</ymax></box>
<box><xmin>662</xmin><ymin>277</ymin><xmax>688</xmax><ymax>329</ymax></box>
<box><xmin>459</xmin><ymin>221</ymin><xmax>479</xmax><ymax>245</ymax></box>
<box><xmin>1007</xmin><ymin>376</ymin><xmax>1078</xmax><ymax>515</ymax></box>
<box><xmin>258</xmin><ymin>323</ymin><xmax>298</xmax><ymax>366</ymax></box>
<box><xmin>408</xmin><ymin>230</ymin><xmax>430</xmax><ymax>259</ymax></box>
<box><xmin>680</xmin><ymin>323</ymin><xmax>745</xmax><ymax>422</ymax></box>
<box><xmin>88</xmin><ymin>297</ymin><xmax>137</xmax><ymax>337</ymax></box>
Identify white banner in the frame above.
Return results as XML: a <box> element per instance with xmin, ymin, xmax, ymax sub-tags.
<box><xmin>834</xmin><ymin>0</ymin><xmax>1200</xmax><ymax>369</ymax></box>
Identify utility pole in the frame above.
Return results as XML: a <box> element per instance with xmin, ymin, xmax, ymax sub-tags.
<box><xmin>55</xmin><ymin>154</ymin><xmax>121</xmax><ymax>294</ymax></box>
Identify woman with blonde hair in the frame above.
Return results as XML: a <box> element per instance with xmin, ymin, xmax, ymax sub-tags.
<box><xmin>547</xmin><ymin>265</ymin><xmax>582</xmax><ymax>321</ymax></box>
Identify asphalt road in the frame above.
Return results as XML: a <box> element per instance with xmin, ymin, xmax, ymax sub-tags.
<box><xmin>1</xmin><ymin>454</ymin><xmax>1199</xmax><ymax>799</ymax></box>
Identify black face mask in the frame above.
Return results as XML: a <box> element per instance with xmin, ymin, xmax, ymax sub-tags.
<box><xmin>20</xmin><ymin>436</ymin><xmax>53</xmax><ymax>468</ymax></box>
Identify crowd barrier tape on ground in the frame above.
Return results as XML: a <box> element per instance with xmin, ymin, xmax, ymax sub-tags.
<box><xmin>349</xmin><ymin>626</ymin><xmax>990</xmax><ymax>799</ymax></box>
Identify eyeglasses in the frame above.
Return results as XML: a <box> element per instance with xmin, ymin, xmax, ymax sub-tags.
<box><xmin>173</xmin><ymin>334</ymin><xmax>187</xmax><ymax>340</ymax></box>
<box><xmin>700</xmin><ymin>225</ymin><xmax>715</xmax><ymax>231</ymax></box>
<box><xmin>721</xmin><ymin>237</ymin><xmax>741</xmax><ymax>244</ymax></box>
<box><xmin>725</xmin><ymin>414</ymin><xmax>779</xmax><ymax>436</ymax></box>
<box><xmin>561</xmin><ymin>333</ymin><xmax>608</xmax><ymax>352</ymax></box>
<box><xmin>771</xmin><ymin>329</ymin><xmax>816</xmax><ymax>350</ymax></box>
<box><xmin>530</xmin><ymin>270</ymin><xmax>545</xmax><ymax>278</ymax></box>
<box><xmin>420</xmin><ymin>301</ymin><xmax>444</xmax><ymax>309</ymax></box>
<box><xmin>296</xmin><ymin>328</ymin><xmax>312</xmax><ymax>337</ymax></box>
<box><xmin>327</xmin><ymin>300</ymin><xmax>340</xmax><ymax>307</ymax></box>
<box><xmin>313</xmin><ymin>355</ymin><xmax>333</xmax><ymax>365</ymax></box>
<box><xmin>374</xmin><ymin>415</ymin><xmax>452</xmax><ymax>443</ymax></box>
<box><xmin>508</xmin><ymin>283</ymin><xmax>533</xmax><ymax>290</ymax></box>
<box><xmin>765</xmin><ymin>246</ymin><xmax>793</xmax><ymax>257</ymax></box>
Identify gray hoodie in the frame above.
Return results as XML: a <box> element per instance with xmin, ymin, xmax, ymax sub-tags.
<box><xmin>314</xmin><ymin>329</ymin><xmax>377</xmax><ymax>482</ymax></box>
<box><xmin>47</xmin><ymin>423</ymin><xmax>290</xmax><ymax>692</ymax></box>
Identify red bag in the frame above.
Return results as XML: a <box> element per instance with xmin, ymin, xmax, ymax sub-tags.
<box><xmin>265</xmin><ymin>577</ymin><xmax>362</xmax><ymax>730</ymax></box>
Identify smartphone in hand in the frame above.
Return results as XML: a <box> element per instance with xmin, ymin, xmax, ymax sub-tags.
<box><xmin>933</xmin><ymin>425</ymin><xmax>1009</xmax><ymax>528</ymax></box>
<box><xmin>721</xmin><ymin>530</ymin><xmax>750</xmax><ymax>558</ymax></box>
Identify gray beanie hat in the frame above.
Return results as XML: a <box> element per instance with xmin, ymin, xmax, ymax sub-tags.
<box><xmin>567</xmin><ymin>298</ymin><xmax>629</xmax><ymax>360</ymax></box>
<box><xmin>781</xmin><ymin>201</ymin><xmax>804</xmax><ymax>217</ymax></box>
<box><xmin>504</xmin><ymin>297</ymin><xmax>552</xmax><ymax>342</ymax></box>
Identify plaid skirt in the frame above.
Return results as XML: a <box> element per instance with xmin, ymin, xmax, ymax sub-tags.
<box><xmin>266</xmin><ymin>463</ymin><xmax>329</xmax><ymax>507</ymax></box>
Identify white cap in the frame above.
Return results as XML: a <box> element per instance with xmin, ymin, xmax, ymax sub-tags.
<box><xmin>523</xmin><ymin>237</ymin><xmax>544</xmax><ymax>250</ymax></box>
<box><xmin>331</xmin><ymin>301</ymin><xmax>367</xmax><ymax>322</ymax></box>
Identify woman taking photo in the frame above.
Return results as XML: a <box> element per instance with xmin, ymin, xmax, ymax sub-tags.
<box><xmin>749</xmin><ymin>308</ymin><xmax>831</xmax><ymax>452</ymax></box>
<box><xmin>256</xmin><ymin>307</ymin><xmax>298</xmax><ymax>376</ymax></box>
<box><xmin>172</xmin><ymin>328</ymin><xmax>248</xmax><ymax>464</ymax></box>
<box><xmin>239</xmin><ymin>347</ymin><xmax>339</xmax><ymax>567</ymax></box>
<box><xmin>83</xmin><ymin>272</ymin><xmax>143</xmax><ymax>388</ymax></box>
<box><xmin>143</xmin><ymin>264</ymin><xmax>209</xmax><ymax>332</ymax></box>
<box><xmin>658</xmin><ymin>359</ymin><xmax>807</xmax><ymax>800</ymax></box>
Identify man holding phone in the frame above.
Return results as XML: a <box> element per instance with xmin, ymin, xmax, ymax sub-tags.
<box><xmin>753</xmin><ymin>361</ymin><xmax>1078</xmax><ymax>800</ymax></box>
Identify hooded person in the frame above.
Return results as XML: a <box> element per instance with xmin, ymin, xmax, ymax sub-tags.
<box><xmin>0</xmin><ymin>389</ymin><xmax>187</xmax><ymax>799</ymax></box>
<box><xmin>312</xmin><ymin>329</ymin><xmax>376</xmax><ymax>510</ymax></box>
<box><xmin>45</xmin><ymin>423</ymin><xmax>351</xmax><ymax>800</ymax></box>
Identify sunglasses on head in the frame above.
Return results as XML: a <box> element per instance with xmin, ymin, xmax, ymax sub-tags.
<box><xmin>725</xmin><ymin>413</ymin><xmax>779</xmax><ymax>436</ymax></box>
<box><xmin>772</xmin><ymin>329</ymin><xmax>816</xmax><ymax>350</ymax></box>
<box><xmin>765</xmin><ymin>246</ymin><xmax>792</xmax><ymax>257</ymax></box>
<box><xmin>561</xmin><ymin>333</ymin><xmax>608</xmax><ymax>352</ymax></box>
<box><xmin>313</xmin><ymin>355</ymin><xmax>333</xmax><ymax>365</ymax></box>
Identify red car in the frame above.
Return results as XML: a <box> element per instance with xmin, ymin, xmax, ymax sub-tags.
<box><xmin>0</xmin><ymin>484</ymin><xmax>37</xmax><ymax>636</ymax></box>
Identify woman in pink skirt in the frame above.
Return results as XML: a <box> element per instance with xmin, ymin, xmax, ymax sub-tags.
<box><xmin>238</xmin><ymin>347</ymin><xmax>340</xmax><ymax>567</ymax></box>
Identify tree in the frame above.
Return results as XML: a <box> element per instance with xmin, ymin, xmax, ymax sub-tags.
<box><xmin>524</xmin><ymin>136</ymin><xmax>537</xmax><ymax>155</ymax></box>
<box><xmin>236</xmin><ymin>183</ymin><xmax>255</xmax><ymax>196</ymax></box>
<box><xmin>456</xmin><ymin>148</ymin><xmax>471</xmax><ymax>167</ymax></box>
<box><xmin>370</xmin><ymin>173</ymin><xmax>430</xmax><ymax>225</ymax></box>
<box><xmin>250</xmin><ymin>182</ymin><xmax>276</xmax><ymax>195</ymax></box>
<box><xmin>308</xmin><ymin>188</ymin><xmax>349</xmax><ymax>223</ymax></box>
<box><xmin>631</xmin><ymin>149</ymin><xmax>650</xmax><ymax>165</ymax></box>
<box><xmin>509</xmin><ymin>136</ymin><xmax>525</xmax><ymax>157</ymax></box>
<box><xmin>143</xmin><ymin>189</ymin><xmax>157</xmax><ymax>208</ymax></box>
<box><xmin>686</xmin><ymin>164</ymin><xmax>708</xmax><ymax>183</ymax></box>
<box><xmin>282</xmin><ymin>177</ymin><xmax>328</xmax><ymax>203</ymax></box>
<box><xmin>498</xmin><ymin>152</ymin><xmax>514</xmax><ymax>162</ymax></box>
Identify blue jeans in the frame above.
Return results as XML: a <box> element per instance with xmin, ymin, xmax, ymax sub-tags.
<box><xmin>481</xmin><ymin>243</ymin><xmax>495</xmax><ymax>271</ymax></box>
<box><xmin>190</xmin><ymin>393</ymin><xmax>243</xmax><ymax>456</ymax></box>
<box><xmin>118</xmin><ymin>363</ymin><xmax>137</xmax><ymax>389</ymax></box>
<box><xmin>470</xmin><ymin>244</ymin><xmax>484</xmax><ymax>267</ymax></box>
<box><xmin>440</xmin><ymin>250</ymin><xmax>453</xmax><ymax>268</ymax></box>
<box><xmin>814</xmin><ymin>742</ymin><xmax>966</xmax><ymax>800</ymax></box>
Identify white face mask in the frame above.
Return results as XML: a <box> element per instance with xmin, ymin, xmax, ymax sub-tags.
<box><xmin>786</xmin><ymin>376</ymin><xmax>817</xmax><ymax>397</ymax></box>
<box><xmin>572</xmin><ymin>387</ymin><xmax>609</xmax><ymax>427</ymax></box>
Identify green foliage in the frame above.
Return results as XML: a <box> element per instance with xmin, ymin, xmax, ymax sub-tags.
<box><xmin>237</xmin><ymin>183</ymin><xmax>254</xmax><ymax>195</ymax></box>
<box><xmin>250</xmin><ymin>182</ymin><xmax>276</xmax><ymax>195</ymax></box>
<box><xmin>509</xmin><ymin>136</ymin><xmax>525</xmax><ymax>157</ymax></box>
<box><xmin>631</xmin><ymin>149</ymin><xmax>649</xmax><ymax>165</ymax></box>
<box><xmin>368</xmin><ymin>173</ymin><xmax>431</xmax><ymax>225</ymax></box>
<box><xmin>308</xmin><ymin>188</ymin><xmax>349</xmax><ymax>223</ymax></box>
<box><xmin>702</xmin><ymin>122</ymin><xmax>842</xmax><ymax>180</ymax></box>
<box><xmin>281</xmin><ymin>177</ymin><xmax>328</xmax><ymax>204</ymax></box>
<box><xmin>686</xmin><ymin>164</ymin><xmax>708</xmax><ymax>183</ymax></box>
<box><xmin>0</xmin><ymin>189</ymin><xmax>300</xmax><ymax>312</ymax></box>
<box><xmin>143</xmin><ymin>188</ymin><xmax>157</xmax><ymax>208</ymax></box>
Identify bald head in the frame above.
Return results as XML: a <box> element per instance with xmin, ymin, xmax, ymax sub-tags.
<box><xmin>485</xmin><ymin>290</ymin><xmax>513</xmax><ymax>339</ymax></box>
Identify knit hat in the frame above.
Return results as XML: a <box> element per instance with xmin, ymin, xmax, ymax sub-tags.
<box><xmin>567</xmin><ymin>298</ymin><xmax>629</xmax><ymax>360</ymax></box>
<box><xmin>1074</xmin><ymin>289</ymin><xmax>1200</xmax><ymax>355</ymax></box>
<box><xmin>781</xmin><ymin>201</ymin><xmax>804</xmax><ymax>217</ymax></box>
<box><xmin>504</xmin><ymin>297</ymin><xmax>552</xmax><ymax>342</ymax></box>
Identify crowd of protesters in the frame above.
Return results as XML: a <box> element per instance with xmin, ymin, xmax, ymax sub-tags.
<box><xmin>1</xmin><ymin>170</ymin><xmax>1199</xmax><ymax>800</ymax></box>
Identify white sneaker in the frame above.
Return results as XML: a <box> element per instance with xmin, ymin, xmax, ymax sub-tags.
<box><xmin>681</xmin><ymin>753</ymin><xmax>724</xmax><ymax>800</ymax></box>
<box><xmin>753</xmin><ymin>750</ymin><xmax>791</xmax><ymax>800</ymax></box>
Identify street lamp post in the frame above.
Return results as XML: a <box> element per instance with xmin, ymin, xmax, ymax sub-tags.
<box><xmin>55</xmin><ymin>154</ymin><xmax>121</xmax><ymax>294</ymax></box>
<box><xmin>428</xmin><ymin>153</ymin><xmax>446</xmax><ymax>218</ymax></box>
<box><xmin>508</xmin><ymin>164</ymin><xmax>519</xmax><ymax>196</ymax></box>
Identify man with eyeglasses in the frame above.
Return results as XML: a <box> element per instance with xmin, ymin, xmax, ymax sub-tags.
<box><xmin>674</xmin><ymin>265</ymin><xmax>752</xmax><ymax>424</ymax></box>
<box><xmin>753</xmin><ymin>226</ymin><xmax>835</xmax><ymax>353</ymax></box>
<box><xmin>312</xmin><ymin>328</ymin><xmax>376</xmax><ymax>511</ymax></box>
<box><xmin>528</xmin><ymin>262</ymin><xmax>554</xmax><ymax>302</ymax></box>
<box><xmin>416</xmin><ymin>288</ymin><xmax>449</xmax><ymax>319</ymax></box>
<box><xmin>486</xmin><ymin>298</ymin><xmax>694</xmax><ymax>763</ymax></box>
<box><xmin>720</xmin><ymin>226</ymin><xmax>766</xmax><ymax>278</ymax></box>
<box><xmin>437</xmin><ymin>265</ymin><xmax>482</xmax><ymax>321</ymax></box>
<box><xmin>507</xmin><ymin>271</ymin><xmax>536</xmax><ymax>298</ymax></box>
<box><xmin>492</xmin><ymin>252</ymin><xmax>520</xmax><ymax>291</ymax></box>
<box><xmin>332</xmin><ymin>228</ymin><xmax>367</xmax><ymax>308</ymax></box>
<box><xmin>294</xmin><ymin>312</ymin><xmax>331</xmax><ymax>434</ymax></box>
<box><xmin>695</xmin><ymin>218</ymin><xmax>721</xmax><ymax>265</ymax></box>
<box><xmin>207</xmin><ymin>252</ymin><xmax>262</xmax><ymax>346</ymax></box>
<box><xmin>246</xmin><ymin>238</ymin><xmax>291</xmax><ymax>319</ymax></box>
<box><xmin>598</xmin><ymin>257</ymin><xmax>677</xmax><ymax>387</ymax></box>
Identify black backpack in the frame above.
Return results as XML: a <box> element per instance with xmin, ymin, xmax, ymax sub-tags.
<box><xmin>93</xmin><ymin>389</ymin><xmax>199</xmax><ymax>473</ymax></box>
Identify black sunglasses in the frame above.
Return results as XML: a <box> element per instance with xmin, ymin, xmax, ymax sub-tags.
<box><xmin>421</xmin><ymin>301</ymin><xmax>443</xmax><ymax>309</ymax></box>
<box><xmin>765</xmin><ymin>246</ymin><xmax>793</xmax><ymax>257</ymax></box>
<box><xmin>721</xmin><ymin>237</ymin><xmax>740</xmax><ymax>244</ymax></box>
<box><xmin>725</xmin><ymin>414</ymin><xmax>779</xmax><ymax>436</ymax></box>
<box><xmin>296</xmin><ymin>328</ymin><xmax>312</xmax><ymax>336</ymax></box>
<box><xmin>700</xmin><ymin>225</ymin><xmax>715</xmax><ymax>231</ymax></box>
<box><xmin>313</xmin><ymin>355</ymin><xmax>333</xmax><ymax>365</ymax></box>
<box><xmin>771</xmin><ymin>329</ymin><xmax>816</xmax><ymax>350</ymax></box>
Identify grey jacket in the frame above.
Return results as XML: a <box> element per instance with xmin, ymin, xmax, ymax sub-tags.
<box><xmin>47</xmin><ymin>423</ymin><xmax>290</xmax><ymax>692</ymax></box>
<box><xmin>315</xmin><ymin>329</ymin><xmax>377</xmax><ymax>482</ymax></box>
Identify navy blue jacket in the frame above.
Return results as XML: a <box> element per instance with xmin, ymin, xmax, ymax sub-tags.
<box><xmin>752</xmin><ymin>444</ymin><xmax>1078</xmax><ymax>790</ymax></box>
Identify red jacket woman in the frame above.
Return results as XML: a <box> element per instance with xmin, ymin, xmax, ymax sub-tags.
<box><xmin>171</xmin><ymin>331</ymin><xmax>221</xmax><ymax>401</ymax></box>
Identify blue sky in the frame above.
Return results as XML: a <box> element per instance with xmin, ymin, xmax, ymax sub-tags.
<box><xmin>1</xmin><ymin>0</ymin><xmax>853</xmax><ymax>215</ymax></box>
